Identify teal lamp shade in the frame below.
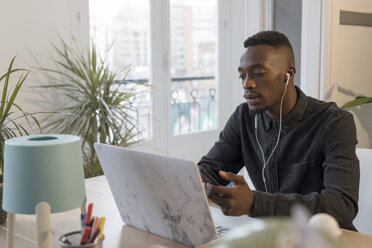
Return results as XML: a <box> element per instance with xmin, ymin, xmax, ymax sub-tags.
<box><xmin>2</xmin><ymin>134</ymin><xmax>86</xmax><ymax>214</ymax></box>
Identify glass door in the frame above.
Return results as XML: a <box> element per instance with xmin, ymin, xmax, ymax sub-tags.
<box><xmin>169</xmin><ymin>0</ymin><xmax>217</xmax><ymax>135</ymax></box>
<box><xmin>89</xmin><ymin>0</ymin><xmax>152</xmax><ymax>140</ymax></box>
<box><xmin>168</xmin><ymin>0</ymin><xmax>220</xmax><ymax>160</ymax></box>
<box><xmin>89</xmin><ymin>0</ymin><xmax>223</xmax><ymax>161</ymax></box>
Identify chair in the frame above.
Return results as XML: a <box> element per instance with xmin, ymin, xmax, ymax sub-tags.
<box><xmin>353</xmin><ymin>148</ymin><xmax>372</xmax><ymax>235</ymax></box>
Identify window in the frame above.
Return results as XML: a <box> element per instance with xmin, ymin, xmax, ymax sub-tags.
<box><xmin>89</xmin><ymin>0</ymin><xmax>220</xmax><ymax>157</ymax></box>
<box><xmin>89</xmin><ymin>0</ymin><xmax>151</xmax><ymax>139</ymax></box>
<box><xmin>170</xmin><ymin>0</ymin><xmax>217</xmax><ymax>135</ymax></box>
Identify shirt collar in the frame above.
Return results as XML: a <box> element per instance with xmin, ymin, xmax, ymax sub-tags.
<box><xmin>262</xmin><ymin>86</ymin><xmax>307</xmax><ymax>133</ymax></box>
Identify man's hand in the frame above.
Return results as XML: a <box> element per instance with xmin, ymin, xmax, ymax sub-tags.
<box><xmin>207</xmin><ymin>171</ymin><xmax>254</xmax><ymax>216</ymax></box>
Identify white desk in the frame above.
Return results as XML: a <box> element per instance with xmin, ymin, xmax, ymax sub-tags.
<box><xmin>1</xmin><ymin>176</ymin><xmax>372</xmax><ymax>248</ymax></box>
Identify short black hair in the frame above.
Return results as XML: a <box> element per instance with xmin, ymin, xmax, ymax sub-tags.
<box><xmin>244</xmin><ymin>30</ymin><xmax>292</xmax><ymax>49</ymax></box>
<box><xmin>244</xmin><ymin>30</ymin><xmax>295</xmax><ymax>65</ymax></box>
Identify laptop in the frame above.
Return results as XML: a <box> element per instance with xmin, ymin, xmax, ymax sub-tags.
<box><xmin>94</xmin><ymin>143</ymin><xmax>220</xmax><ymax>247</ymax></box>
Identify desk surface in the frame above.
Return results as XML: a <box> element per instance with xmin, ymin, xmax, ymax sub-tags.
<box><xmin>1</xmin><ymin>176</ymin><xmax>372</xmax><ymax>248</ymax></box>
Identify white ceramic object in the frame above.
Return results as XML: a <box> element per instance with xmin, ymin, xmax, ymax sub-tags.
<box><xmin>308</xmin><ymin>213</ymin><xmax>342</xmax><ymax>238</ymax></box>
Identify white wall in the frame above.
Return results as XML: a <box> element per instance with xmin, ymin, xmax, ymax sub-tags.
<box><xmin>321</xmin><ymin>0</ymin><xmax>372</xmax><ymax>148</ymax></box>
<box><xmin>0</xmin><ymin>0</ymin><xmax>89</xmax><ymax>133</ymax></box>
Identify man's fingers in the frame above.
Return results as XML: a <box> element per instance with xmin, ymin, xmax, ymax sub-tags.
<box><xmin>219</xmin><ymin>171</ymin><xmax>246</xmax><ymax>185</ymax></box>
<box><xmin>210</xmin><ymin>185</ymin><xmax>232</xmax><ymax>197</ymax></box>
<box><xmin>208</xmin><ymin>192</ymin><xmax>229</xmax><ymax>207</ymax></box>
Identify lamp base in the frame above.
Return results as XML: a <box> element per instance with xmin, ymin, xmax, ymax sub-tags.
<box><xmin>36</xmin><ymin>202</ymin><xmax>52</xmax><ymax>248</ymax></box>
<box><xmin>7</xmin><ymin>212</ymin><xmax>15</xmax><ymax>248</ymax></box>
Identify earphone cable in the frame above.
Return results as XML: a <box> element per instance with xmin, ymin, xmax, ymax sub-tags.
<box><xmin>256</xmin><ymin>78</ymin><xmax>289</xmax><ymax>193</ymax></box>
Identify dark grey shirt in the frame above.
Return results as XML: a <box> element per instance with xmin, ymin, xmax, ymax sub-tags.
<box><xmin>198</xmin><ymin>87</ymin><xmax>359</xmax><ymax>230</ymax></box>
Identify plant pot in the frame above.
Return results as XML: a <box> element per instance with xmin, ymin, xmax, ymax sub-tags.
<box><xmin>0</xmin><ymin>174</ymin><xmax>7</xmax><ymax>224</ymax></box>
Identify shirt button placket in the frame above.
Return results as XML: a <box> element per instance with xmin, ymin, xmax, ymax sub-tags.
<box><xmin>270</xmin><ymin>123</ymin><xmax>280</xmax><ymax>192</ymax></box>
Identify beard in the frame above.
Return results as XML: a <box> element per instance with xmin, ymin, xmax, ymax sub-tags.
<box><xmin>247</xmin><ymin>103</ymin><xmax>266</xmax><ymax>114</ymax></box>
<box><xmin>244</xmin><ymin>94</ymin><xmax>266</xmax><ymax>114</ymax></box>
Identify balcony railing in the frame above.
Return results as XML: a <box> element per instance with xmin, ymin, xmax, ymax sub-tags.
<box><xmin>117</xmin><ymin>76</ymin><xmax>217</xmax><ymax>137</ymax></box>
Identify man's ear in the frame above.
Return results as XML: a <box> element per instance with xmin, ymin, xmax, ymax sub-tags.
<box><xmin>288</xmin><ymin>66</ymin><xmax>296</xmax><ymax>79</ymax></box>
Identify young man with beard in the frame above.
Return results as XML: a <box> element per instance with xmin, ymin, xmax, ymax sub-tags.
<box><xmin>198</xmin><ymin>30</ymin><xmax>359</xmax><ymax>231</ymax></box>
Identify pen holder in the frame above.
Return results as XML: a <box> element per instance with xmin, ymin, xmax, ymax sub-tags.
<box><xmin>58</xmin><ymin>231</ymin><xmax>104</xmax><ymax>248</ymax></box>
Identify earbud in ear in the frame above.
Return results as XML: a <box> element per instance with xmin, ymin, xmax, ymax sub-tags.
<box><xmin>285</xmin><ymin>73</ymin><xmax>290</xmax><ymax>85</ymax></box>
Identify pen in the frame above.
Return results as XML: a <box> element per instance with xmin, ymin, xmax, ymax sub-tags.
<box><xmin>88</xmin><ymin>227</ymin><xmax>100</xmax><ymax>243</ymax></box>
<box><xmin>80</xmin><ymin>203</ymin><xmax>86</xmax><ymax>231</ymax></box>
<box><xmin>80</xmin><ymin>226</ymin><xmax>91</xmax><ymax>244</ymax></box>
<box><xmin>81</xmin><ymin>213</ymin><xmax>85</xmax><ymax>230</ymax></box>
<box><xmin>81</xmin><ymin>203</ymin><xmax>87</xmax><ymax>215</ymax></box>
<box><xmin>98</xmin><ymin>217</ymin><xmax>106</xmax><ymax>241</ymax></box>
<box><xmin>82</xmin><ymin>214</ymin><xmax>87</xmax><ymax>228</ymax></box>
<box><xmin>92</xmin><ymin>217</ymin><xmax>100</xmax><ymax>231</ymax></box>
<box><xmin>86</xmin><ymin>203</ymin><xmax>94</xmax><ymax>226</ymax></box>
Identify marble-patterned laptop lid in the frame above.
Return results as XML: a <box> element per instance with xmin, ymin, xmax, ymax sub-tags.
<box><xmin>94</xmin><ymin>143</ymin><xmax>218</xmax><ymax>247</ymax></box>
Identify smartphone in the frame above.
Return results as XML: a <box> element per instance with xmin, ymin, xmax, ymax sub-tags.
<box><xmin>199</xmin><ymin>167</ymin><xmax>222</xmax><ymax>186</ymax></box>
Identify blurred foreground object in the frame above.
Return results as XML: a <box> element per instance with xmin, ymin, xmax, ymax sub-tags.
<box><xmin>210</xmin><ymin>205</ymin><xmax>345</xmax><ymax>248</ymax></box>
<box><xmin>309</xmin><ymin>213</ymin><xmax>342</xmax><ymax>239</ymax></box>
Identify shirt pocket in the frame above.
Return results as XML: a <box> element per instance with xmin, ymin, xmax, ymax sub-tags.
<box><xmin>280</xmin><ymin>160</ymin><xmax>323</xmax><ymax>194</ymax></box>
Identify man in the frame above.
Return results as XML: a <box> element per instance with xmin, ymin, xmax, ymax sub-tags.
<box><xmin>198</xmin><ymin>30</ymin><xmax>359</xmax><ymax>231</ymax></box>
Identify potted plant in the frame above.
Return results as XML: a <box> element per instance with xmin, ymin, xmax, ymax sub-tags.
<box><xmin>40</xmin><ymin>38</ymin><xmax>149</xmax><ymax>178</ymax></box>
<box><xmin>0</xmin><ymin>57</ymin><xmax>41</xmax><ymax>223</ymax></box>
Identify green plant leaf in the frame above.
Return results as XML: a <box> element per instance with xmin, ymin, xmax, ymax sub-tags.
<box><xmin>0</xmin><ymin>72</ymin><xmax>29</xmax><ymax>128</ymax></box>
<box><xmin>12</xmin><ymin>103</ymin><xmax>42</xmax><ymax>134</ymax></box>
<box><xmin>0</xmin><ymin>57</ymin><xmax>17</xmax><ymax>119</ymax></box>
<box><xmin>341</xmin><ymin>97</ymin><xmax>372</xmax><ymax>109</ymax></box>
<box><xmin>0</xmin><ymin>58</ymin><xmax>41</xmax><ymax>173</ymax></box>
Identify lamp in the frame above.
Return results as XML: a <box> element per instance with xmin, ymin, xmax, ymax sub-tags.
<box><xmin>2</xmin><ymin>134</ymin><xmax>86</xmax><ymax>248</ymax></box>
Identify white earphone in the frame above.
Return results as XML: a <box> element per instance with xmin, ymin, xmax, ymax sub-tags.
<box><xmin>285</xmin><ymin>73</ymin><xmax>290</xmax><ymax>84</ymax></box>
<box><xmin>255</xmin><ymin>72</ymin><xmax>290</xmax><ymax>192</ymax></box>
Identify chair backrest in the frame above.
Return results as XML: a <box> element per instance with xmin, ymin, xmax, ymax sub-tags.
<box><xmin>353</xmin><ymin>148</ymin><xmax>372</xmax><ymax>235</ymax></box>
